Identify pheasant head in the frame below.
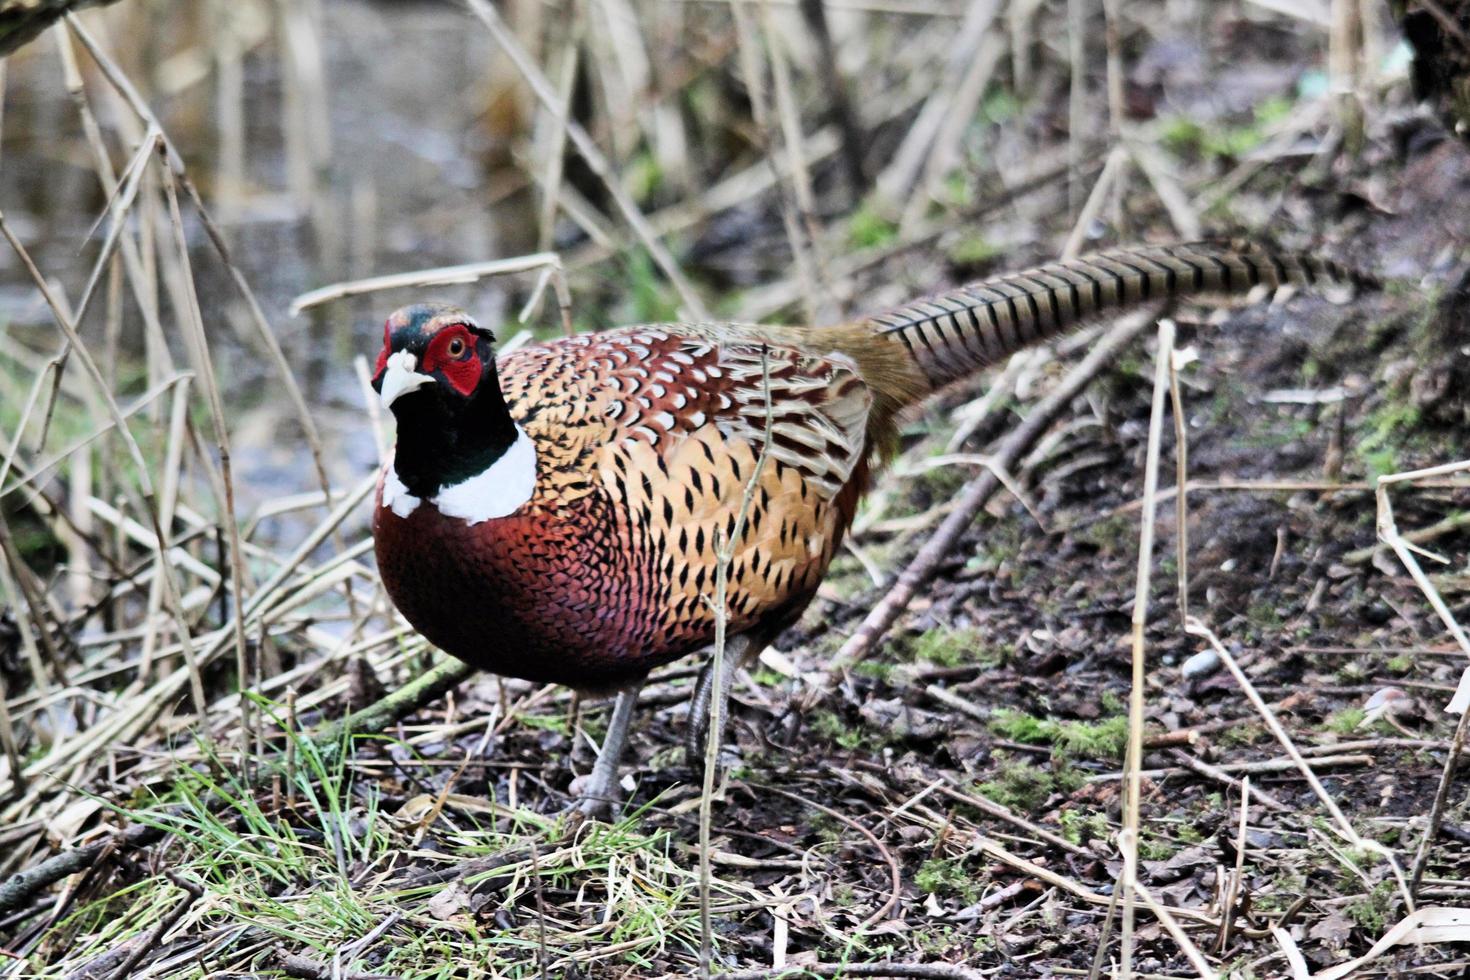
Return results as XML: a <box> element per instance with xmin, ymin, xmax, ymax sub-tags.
<box><xmin>372</xmin><ymin>303</ymin><xmax>532</xmax><ymax>519</ymax></box>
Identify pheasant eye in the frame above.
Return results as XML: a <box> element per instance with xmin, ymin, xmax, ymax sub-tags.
<box><xmin>447</xmin><ymin>337</ymin><xmax>467</xmax><ymax>358</ymax></box>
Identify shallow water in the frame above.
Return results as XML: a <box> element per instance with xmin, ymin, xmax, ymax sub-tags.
<box><xmin>0</xmin><ymin>0</ymin><xmax>551</xmax><ymax>518</ymax></box>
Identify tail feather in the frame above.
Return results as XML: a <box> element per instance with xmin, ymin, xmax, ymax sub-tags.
<box><xmin>868</xmin><ymin>240</ymin><xmax>1376</xmax><ymax>392</ymax></box>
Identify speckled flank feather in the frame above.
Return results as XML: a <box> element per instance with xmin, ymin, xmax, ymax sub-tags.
<box><xmin>373</xmin><ymin>240</ymin><xmax>1372</xmax><ymax>689</ymax></box>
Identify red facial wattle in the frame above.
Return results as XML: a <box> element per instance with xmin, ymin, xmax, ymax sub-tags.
<box><xmin>422</xmin><ymin>324</ymin><xmax>481</xmax><ymax>397</ymax></box>
<box><xmin>373</xmin><ymin>321</ymin><xmax>391</xmax><ymax>379</ymax></box>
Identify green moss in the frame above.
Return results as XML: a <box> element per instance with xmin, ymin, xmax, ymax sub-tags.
<box><xmin>910</xmin><ymin>627</ymin><xmax>987</xmax><ymax>668</ymax></box>
<box><xmin>975</xmin><ymin>760</ymin><xmax>1056</xmax><ymax>813</ymax></box>
<box><xmin>1059</xmin><ymin>808</ymin><xmax>1110</xmax><ymax>845</ymax></box>
<box><xmin>1385</xmin><ymin>654</ymin><xmax>1412</xmax><ymax>674</ymax></box>
<box><xmin>1219</xmin><ymin>724</ymin><xmax>1267</xmax><ymax>748</ymax></box>
<box><xmin>1326</xmin><ymin>707</ymin><xmax>1366</xmax><ymax>734</ymax></box>
<box><xmin>948</xmin><ymin>234</ymin><xmax>1003</xmax><ymax>266</ymax></box>
<box><xmin>1345</xmin><ymin>880</ymin><xmax>1395</xmax><ymax>933</ymax></box>
<box><xmin>989</xmin><ymin>708</ymin><xmax>1128</xmax><ymax>761</ymax></box>
<box><xmin>1075</xmin><ymin>513</ymin><xmax>1138</xmax><ymax>555</ymax></box>
<box><xmin>848</xmin><ymin>203</ymin><xmax>898</xmax><ymax>249</ymax></box>
<box><xmin>1355</xmin><ymin>398</ymin><xmax>1424</xmax><ymax>477</ymax></box>
<box><xmin>810</xmin><ymin>709</ymin><xmax>869</xmax><ymax>751</ymax></box>
<box><xmin>1161</xmin><ymin>95</ymin><xmax>1295</xmax><ymax>162</ymax></box>
<box><xmin>915</xmin><ymin>857</ymin><xmax>980</xmax><ymax>903</ymax></box>
<box><xmin>1137</xmin><ymin>832</ymin><xmax>1176</xmax><ymax>861</ymax></box>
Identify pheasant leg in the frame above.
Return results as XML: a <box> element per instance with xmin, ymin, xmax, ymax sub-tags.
<box><xmin>574</xmin><ymin>678</ymin><xmax>646</xmax><ymax>815</ymax></box>
<box><xmin>685</xmin><ymin>635</ymin><xmax>753</xmax><ymax>765</ymax></box>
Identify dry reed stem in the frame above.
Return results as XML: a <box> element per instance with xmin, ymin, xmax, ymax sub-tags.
<box><xmin>1130</xmin><ymin>880</ymin><xmax>1213</xmax><ymax>978</ymax></box>
<box><xmin>535</xmin><ymin>18</ymin><xmax>581</xmax><ymax>255</ymax></box>
<box><xmin>875</xmin><ymin>0</ymin><xmax>1002</xmax><ymax>207</ymax></box>
<box><xmin>1183</xmin><ymin>617</ymin><xmax>1414</xmax><ymax>912</ymax></box>
<box><xmin>1067</xmin><ymin>0</ymin><xmax>1086</xmax><ymax>217</ymax></box>
<box><xmin>731</xmin><ymin>0</ymin><xmax>821</xmax><ymax>325</ymax></box>
<box><xmin>902</xmin><ymin>32</ymin><xmax>1005</xmax><ymax>234</ymax></box>
<box><xmin>158</xmin><ymin>159</ymin><xmax>255</xmax><ymax>763</ymax></box>
<box><xmin>1167</xmin><ymin>340</ymin><xmax>1191</xmax><ymax>624</ymax></box>
<box><xmin>760</xmin><ymin>2</ymin><xmax>829</xmax><ymax>290</ymax></box>
<box><xmin>290</xmin><ymin>254</ymin><xmax>567</xmax><ymax>315</ymax></box>
<box><xmin>0</xmin><ymin>207</ymin><xmax>210</xmax><ymax>717</ymax></box>
<box><xmin>464</xmin><ymin>0</ymin><xmax>710</xmax><ymax>319</ymax></box>
<box><xmin>1061</xmin><ymin>144</ymin><xmax>1127</xmax><ymax>259</ymax></box>
<box><xmin>1118</xmin><ymin>318</ymin><xmax>1174</xmax><ymax>978</ymax></box>
<box><xmin>700</xmin><ymin>346</ymin><xmax>773</xmax><ymax>978</ymax></box>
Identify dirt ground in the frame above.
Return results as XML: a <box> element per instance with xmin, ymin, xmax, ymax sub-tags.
<box><xmin>4</xmin><ymin>1</ymin><xmax>1470</xmax><ymax>978</ymax></box>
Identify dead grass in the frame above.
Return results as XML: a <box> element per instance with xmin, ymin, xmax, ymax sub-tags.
<box><xmin>1</xmin><ymin>1</ymin><xmax>1469</xmax><ymax>978</ymax></box>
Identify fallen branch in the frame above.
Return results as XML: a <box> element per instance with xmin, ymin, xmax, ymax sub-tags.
<box><xmin>831</xmin><ymin>308</ymin><xmax>1158</xmax><ymax>670</ymax></box>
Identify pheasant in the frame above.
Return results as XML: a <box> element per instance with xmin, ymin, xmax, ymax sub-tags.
<box><xmin>370</xmin><ymin>240</ymin><xmax>1371</xmax><ymax>809</ymax></box>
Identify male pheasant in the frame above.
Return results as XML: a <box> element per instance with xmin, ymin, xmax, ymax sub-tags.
<box><xmin>370</xmin><ymin>240</ymin><xmax>1369</xmax><ymax>809</ymax></box>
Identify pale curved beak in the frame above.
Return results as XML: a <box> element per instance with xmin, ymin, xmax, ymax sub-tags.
<box><xmin>379</xmin><ymin>349</ymin><xmax>432</xmax><ymax>410</ymax></box>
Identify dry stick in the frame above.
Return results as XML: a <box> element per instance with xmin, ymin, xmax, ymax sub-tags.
<box><xmin>103</xmin><ymin>873</ymin><xmax>202</xmax><ymax>980</ymax></box>
<box><xmin>1118</xmin><ymin>319</ymin><xmax>1174</xmax><ymax>980</ymax></box>
<box><xmin>1329</xmin><ymin>0</ymin><xmax>1364</xmax><ymax>154</ymax></box>
<box><xmin>875</xmin><ymin>0</ymin><xmax>1002</xmax><ymax>206</ymax></box>
<box><xmin>1167</xmin><ymin>343</ymin><xmax>1190</xmax><ymax>624</ymax></box>
<box><xmin>1216</xmin><ymin>777</ymin><xmax>1253</xmax><ymax>954</ymax></box>
<box><xmin>1130</xmin><ymin>880</ymin><xmax>1214</xmax><ymax>980</ymax></box>
<box><xmin>68</xmin><ymin>14</ymin><xmax>353</xmax><ymax>560</ymax></box>
<box><xmin>54</xmin><ymin>25</ymin><xmax>172</xmax><ymax>375</ymax></box>
<box><xmin>32</xmin><ymin>120</ymin><xmax>161</xmax><ymax>450</ymax></box>
<box><xmin>832</xmin><ymin>308</ymin><xmax>1157</xmax><ymax>669</ymax></box>
<box><xmin>1100</xmin><ymin>0</ymin><xmax>1125</xmax><ymax>227</ymax></box>
<box><xmin>1375</xmin><ymin>459</ymin><xmax>1470</xmax><ymax>898</ymax></box>
<box><xmin>1344</xmin><ymin>507</ymin><xmax>1470</xmax><ymax>565</ymax></box>
<box><xmin>138</xmin><ymin>378</ymin><xmax>192</xmax><ymax>680</ymax></box>
<box><xmin>1066</xmin><ymin>0</ymin><xmax>1086</xmax><ymax>217</ymax></box>
<box><xmin>464</xmin><ymin>0</ymin><xmax>709</xmax><ymax>319</ymax></box>
<box><xmin>796</xmin><ymin>0</ymin><xmax>864</xmax><ymax>201</ymax></box>
<box><xmin>700</xmin><ymin>346</ymin><xmax>774</xmax><ymax>979</ymax></box>
<box><xmin>901</xmin><ymin>32</ymin><xmax>1005</xmax><ymax>235</ymax></box>
<box><xmin>158</xmin><ymin>159</ymin><xmax>255</xmax><ymax>771</ymax></box>
<box><xmin>761</xmin><ymin>784</ymin><xmax>901</xmax><ymax>929</ymax></box>
<box><xmin>1167</xmin><ymin>749</ymin><xmax>1289</xmax><ymax>813</ymax></box>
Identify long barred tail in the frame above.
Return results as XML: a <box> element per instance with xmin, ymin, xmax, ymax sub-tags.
<box><xmin>869</xmin><ymin>240</ymin><xmax>1377</xmax><ymax>391</ymax></box>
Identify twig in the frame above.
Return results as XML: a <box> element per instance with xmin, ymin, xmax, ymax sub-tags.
<box><xmin>1167</xmin><ymin>750</ymin><xmax>1289</xmax><ymax>812</ymax></box>
<box><xmin>1119</xmin><ymin>319</ymin><xmax>1175</xmax><ymax>977</ymax></box>
<box><xmin>105</xmin><ymin>874</ymin><xmax>202</xmax><ymax>980</ymax></box>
